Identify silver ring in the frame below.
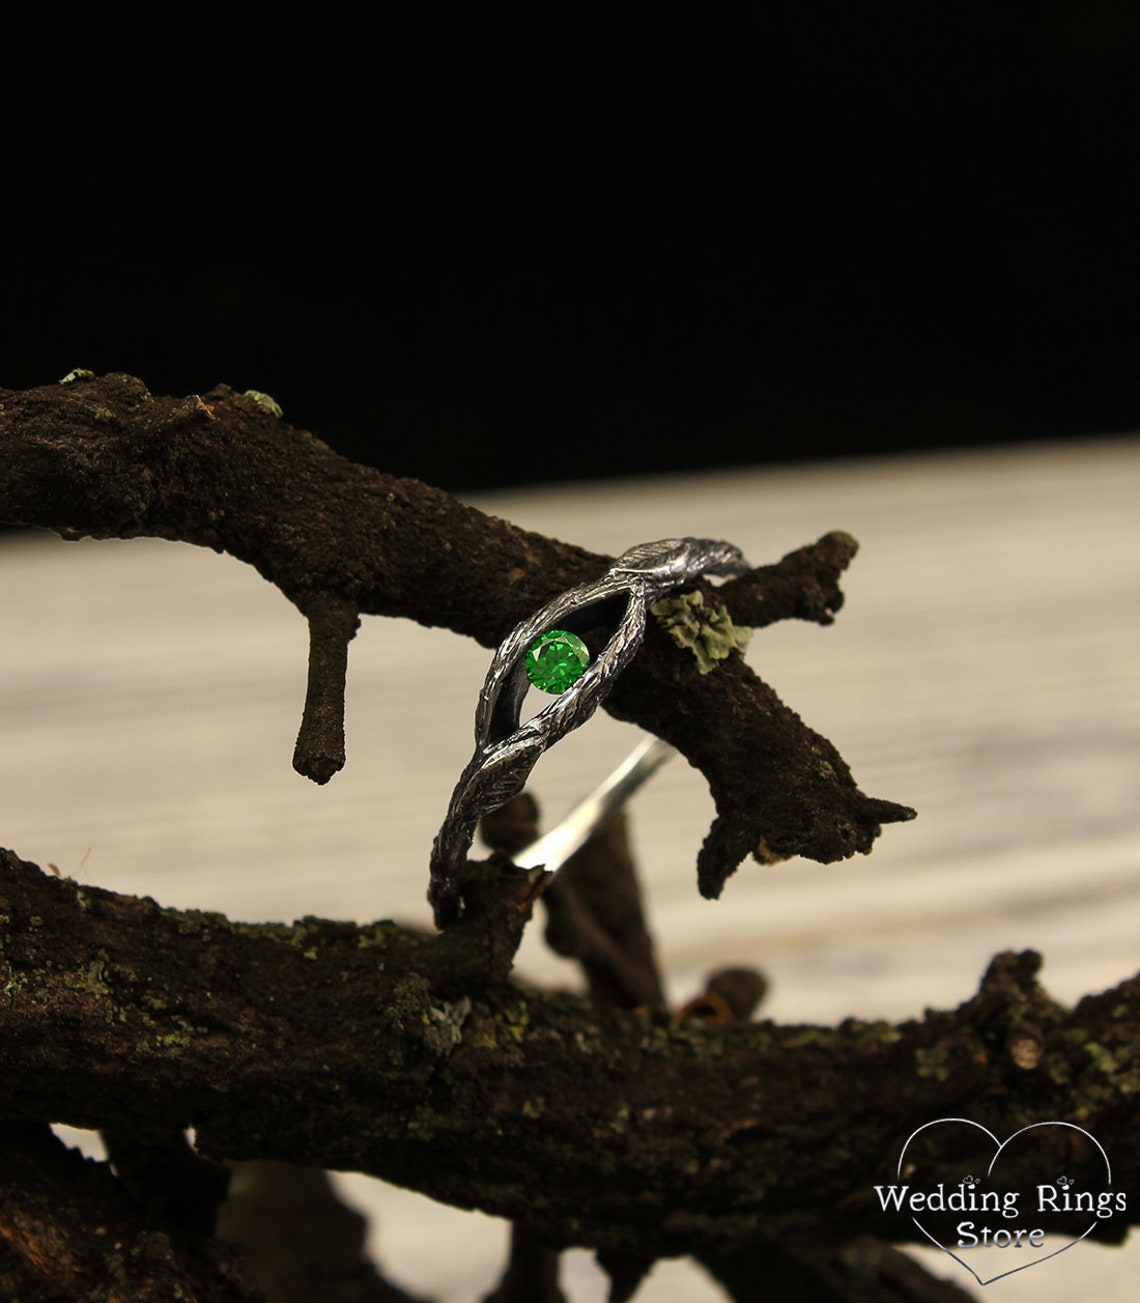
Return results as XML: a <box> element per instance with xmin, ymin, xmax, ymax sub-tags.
<box><xmin>429</xmin><ymin>537</ymin><xmax>749</xmax><ymax>924</ymax></box>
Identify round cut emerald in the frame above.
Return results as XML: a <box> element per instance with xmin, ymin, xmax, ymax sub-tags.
<box><xmin>525</xmin><ymin>629</ymin><xmax>590</xmax><ymax>694</ymax></box>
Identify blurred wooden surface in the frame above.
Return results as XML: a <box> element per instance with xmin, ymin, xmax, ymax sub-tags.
<box><xmin>2</xmin><ymin>436</ymin><xmax>1137</xmax><ymax>1300</ymax></box>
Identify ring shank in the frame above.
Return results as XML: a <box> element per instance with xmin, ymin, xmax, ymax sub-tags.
<box><xmin>428</xmin><ymin>537</ymin><xmax>747</xmax><ymax>924</ymax></box>
<box><xmin>512</xmin><ymin>736</ymin><xmax>676</xmax><ymax>873</ymax></box>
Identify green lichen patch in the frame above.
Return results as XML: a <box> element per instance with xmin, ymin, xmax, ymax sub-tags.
<box><xmin>356</xmin><ymin>920</ymin><xmax>407</xmax><ymax>950</ymax></box>
<box><xmin>242</xmin><ymin>389</ymin><xmax>284</xmax><ymax>418</ymax></box>
<box><xmin>502</xmin><ymin>1000</ymin><xmax>531</xmax><ymax>1044</ymax></box>
<box><xmin>651</xmin><ymin>590</ymin><xmax>752</xmax><ymax>673</ymax></box>
<box><xmin>423</xmin><ymin>996</ymin><xmax>472</xmax><ymax>1055</ymax></box>
<box><xmin>381</xmin><ymin>972</ymin><xmax>433</xmax><ymax>1030</ymax></box>
<box><xmin>73</xmin><ymin>953</ymin><xmax>113</xmax><ymax>998</ymax></box>
<box><xmin>837</xmin><ymin>1018</ymin><xmax>903</xmax><ymax>1049</ymax></box>
<box><xmin>1084</xmin><ymin>1040</ymin><xmax>1119</xmax><ymax>1075</ymax></box>
<box><xmin>608</xmin><ymin>1103</ymin><xmax>631</xmax><ymax>1134</ymax></box>
<box><xmin>1083</xmin><ymin>1038</ymin><xmax>1140</xmax><ymax>1097</ymax></box>
<box><xmin>914</xmin><ymin>1045</ymin><xmax>952</xmax><ymax>1082</ymax></box>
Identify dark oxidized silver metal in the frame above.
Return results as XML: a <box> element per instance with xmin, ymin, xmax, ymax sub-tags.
<box><xmin>428</xmin><ymin>537</ymin><xmax>749</xmax><ymax>924</ymax></box>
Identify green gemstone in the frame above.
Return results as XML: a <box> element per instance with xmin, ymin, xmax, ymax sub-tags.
<box><xmin>524</xmin><ymin>629</ymin><xmax>590</xmax><ymax>694</ymax></box>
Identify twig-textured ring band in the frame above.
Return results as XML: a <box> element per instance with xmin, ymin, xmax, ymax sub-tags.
<box><xmin>428</xmin><ymin>537</ymin><xmax>749</xmax><ymax>925</ymax></box>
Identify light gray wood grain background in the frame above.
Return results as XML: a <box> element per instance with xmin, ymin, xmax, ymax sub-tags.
<box><xmin>3</xmin><ymin>436</ymin><xmax>1137</xmax><ymax>1300</ymax></box>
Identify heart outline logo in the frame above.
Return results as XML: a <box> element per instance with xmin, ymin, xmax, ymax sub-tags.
<box><xmin>896</xmin><ymin>1117</ymin><xmax>1113</xmax><ymax>1286</ymax></box>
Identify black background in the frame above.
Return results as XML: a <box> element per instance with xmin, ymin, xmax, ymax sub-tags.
<box><xmin>4</xmin><ymin>6</ymin><xmax>1139</xmax><ymax>492</ymax></box>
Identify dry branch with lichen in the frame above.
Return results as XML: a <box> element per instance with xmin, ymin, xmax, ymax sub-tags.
<box><xmin>1</xmin><ymin>847</ymin><xmax>1137</xmax><ymax>1300</ymax></box>
<box><xmin>1</xmin><ymin>373</ymin><xmax>1135</xmax><ymax>1302</ymax></box>
<box><xmin>0</xmin><ymin>372</ymin><xmax>912</xmax><ymax>889</ymax></box>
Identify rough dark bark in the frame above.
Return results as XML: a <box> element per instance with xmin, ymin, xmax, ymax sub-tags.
<box><xmin>1</xmin><ymin>850</ymin><xmax>1136</xmax><ymax>1267</ymax></box>
<box><xmin>0</xmin><ymin>1120</ymin><xmax>260</xmax><ymax>1302</ymax></box>
<box><xmin>3</xmin><ymin>372</ymin><xmax>1132</xmax><ymax>1300</ymax></box>
<box><xmin>0</xmin><ymin>373</ymin><xmax>913</xmax><ymax>906</ymax></box>
<box><xmin>481</xmin><ymin>1224</ymin><xmax>566</xmax><ymax>1303</ymax></box>
<box><xmin>486</xmin><ymin>796</ymin><xmax>669</xmax><ymax>1300</ymax></box>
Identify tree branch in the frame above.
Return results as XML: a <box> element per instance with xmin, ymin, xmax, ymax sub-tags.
<box><xmin>0</xmin><ymin>373</ymin><xmax>913</xmax><ymax>907</ymax></box>
<box><xmin>293</xmin><ymin>593</ymin><xmax>361</xmax><ymax>784</ymax></box>
<box><xmin>483</xmin><ymin>792</ymin><xmax>668</xmax><ymax>1299</ymax></box>
<box><xmin>217</xmin><ymin>1161</ymin><xmax>430</xmax><ymax>1302</ymax></box>
<box><xmin>2</xmin><ymin>851</ymin><xmax>1136</xmax><ymax>1263</ymax></box>
<box><xmin>0</xmin><ymin>1121</ymin><xmax>258</xmax><ymax>1302</ymax></box>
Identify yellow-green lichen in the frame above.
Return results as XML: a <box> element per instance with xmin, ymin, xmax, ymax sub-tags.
<box><xmin>608</xmin><ymin>1104</ymin><xmax>631</xmax><ymax>1134</ymax></box>
<box><xmin>1084</xmin><ymin>1041</ymin><xmax>1118</xmax><ymax>1075</ymax></box>
<box><xmin>422</xmin><ymin>996</ymin><xmax>472</xmax><ymax>1055</ymax></box>
<box><xmin>915</xmin><ymin>1045</ymin><xmax>952</xmax><ymax>1082</ymax></box>
<box><xmin>375</xmin><ymin>973</ymin><xmax>440</xmax><ymax>1066</ymax></box>
<box><xmin>356</xmin><ymin>920</ymin><xmax>405</xmax><ymax>950</ymax></box>
<box><xmin>242</xmin><ymin>389</ymin><xmax>284</xmax><ymax>418</ymax></box>
<box><xmin>785</xmin><ymin>1026</ymin><xmax>842</xmax><ymax>1050</ymax></box>
<box><xmin>1083</xmin><ymin>1039</ymin><xmax>1140</xmax><ymax>1096</ymax></box>
<box><xmin>651</xmin><ymin>591</ymin><xmax>752</xmax><ymax>673</ymax></box>
<box><xmin>74</xmin><ymin>954</ymin><xmax>113</xmax><ymax>997</ymax></box>
<box><xmin>838</xmin><ymin>1018</ymin><xmax>903</xmax><ymax>1049</ymax></box>
<box><xmin>502</xmin><ymin>1001</ymin><xmax>531</xmax><ymax>1044</ymax></box>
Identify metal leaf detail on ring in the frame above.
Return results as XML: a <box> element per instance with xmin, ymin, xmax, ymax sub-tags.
<box><xmin>428</xmin><ymin>537</ymin><xmax>750</xmax><ymax>925</ymax></box>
